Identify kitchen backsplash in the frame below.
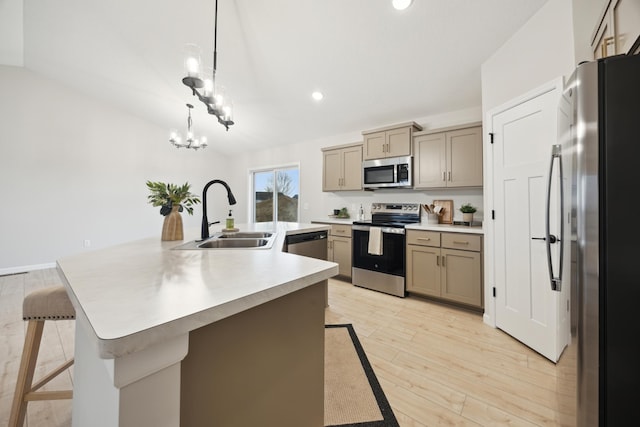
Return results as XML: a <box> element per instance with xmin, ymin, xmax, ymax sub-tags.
<box><xmin>316</xmin><ymin>187</ymin><xmax>484</xmax><ymax>223</ymax></box>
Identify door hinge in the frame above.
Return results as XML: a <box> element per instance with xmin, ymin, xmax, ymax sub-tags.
<box><xmin>492</xmin><ymin>287</ymin><xmax>496</xmax><ymax>297</ymax></box>
<box><xmin>491</xmin><ymin>210</ymin><xmax>495</xmax><ymax>220</ymax></box>
<box><xmin>489</xmin><ymin>132</ymin><xmax>494</xmax><ymax>144</ymax></box>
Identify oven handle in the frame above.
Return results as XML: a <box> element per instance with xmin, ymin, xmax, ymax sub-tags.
<box><xmin>352</xmin><ymin>224</ymin><xmax>405</xmax><ymax>235</ymax></box>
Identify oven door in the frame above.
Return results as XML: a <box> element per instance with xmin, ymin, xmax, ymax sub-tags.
<box><xmin>352</xmin><ymin>225</ymin><xmax>405</xmax><ymax>276</ymax></box>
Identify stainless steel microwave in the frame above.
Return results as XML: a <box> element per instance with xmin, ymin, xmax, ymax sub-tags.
<box><xmin>362</xmin><ymin>155</ymin><xmax>412</xmax><ymax>189</ymax></box>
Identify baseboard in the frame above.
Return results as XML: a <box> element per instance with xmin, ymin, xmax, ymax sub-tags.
<box><xmin>0</xmin><ymin>262</ymin><xmax>56</xmax><ymax>276</ymax></box>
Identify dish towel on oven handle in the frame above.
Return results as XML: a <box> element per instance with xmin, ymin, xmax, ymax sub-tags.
<box><xmin>368</xmin><ymin>227</ymin><xmax>383</xmax><ymax>255</ymax></box>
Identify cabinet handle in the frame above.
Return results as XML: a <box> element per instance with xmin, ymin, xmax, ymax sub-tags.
<box><xmin>337</xmin><ymin>229</ymin><xmax>345</xmax><ymax>233</ymax></box>
<box><xmin>453</xmin><ymin>240</ymin><xmax>469</xmax><ymax>245</ymax></box>
<box><xmin>443</xmin><ymin>172</ymin><xmax>446</xmax><ymax>181</ymax></box>
<box><xmin>417</xmin><ymin>237</ymin><xmax>431</xmax><ymax>241</ymax></box>
<box><xmin>436</xmin><ymin>255</ymin><xmax>440</xmax><ymax>266</ymax></box>
<box><xmin>448</xmin><ymin>171</ymin><xmax>451</xmax><ymax>181</ymax></box>
<box><xmin>442</xmin><ymin>255</ymin><xmax>446</xmax><ymax>267</ymax></box>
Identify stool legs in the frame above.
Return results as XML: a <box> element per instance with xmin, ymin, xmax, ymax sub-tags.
<box><xmin>9</xmin><ymin>320</ymin><xmax>74</xmax><ymax>427</ymax></box>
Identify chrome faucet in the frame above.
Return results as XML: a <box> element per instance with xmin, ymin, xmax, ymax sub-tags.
<box><xmin>201</xmin><ymin>179</ymin><xmax>237</xmax><ymax>240</ymax></box>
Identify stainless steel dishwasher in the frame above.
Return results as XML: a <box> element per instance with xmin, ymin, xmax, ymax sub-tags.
<box><xmin>284</xmin><ymin>231</ymin><xmax>328</xmax><ymax>260</ymax></box>
<box><xmin>285</xmin><ymin>230</ymin><xmax>330</xmax><ymax>306</ymax></box>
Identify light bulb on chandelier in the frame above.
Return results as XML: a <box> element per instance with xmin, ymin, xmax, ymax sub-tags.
<box><xmin>169</xmin><ymin>104</ymin><xmax>208</xmax><ymax>150</ymax></box>
<box><xmin>181</xmin><ymin>0</ymin><xmax>234</xmax><ymax>131</ymax></box>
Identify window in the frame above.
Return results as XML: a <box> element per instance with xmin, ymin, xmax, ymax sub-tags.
<box><xmin>251</xmin><ymin>166</ymin><xmax>299</xmax><ymax>223</ymax></box>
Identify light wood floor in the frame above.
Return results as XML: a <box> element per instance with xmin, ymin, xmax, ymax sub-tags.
<box><xmin>0</xmin><ymin>270</ymin><xmax>576</xmax><ymax>426</ymax></box>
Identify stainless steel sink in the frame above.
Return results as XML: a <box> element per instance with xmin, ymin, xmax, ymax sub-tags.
<box><xmin>172</xmin><ymin>232</ymin><xmax>277</xmax><ymax>250</ymax></box>
<box><xmin>218</xmin><ymin>232</ymin><xmax>273</xmax><ymax>239</ymax></box>
<box><xmin>198</xmin><ymin>239</ymin><xmax>269</xmax><ymax>249</ymax></box>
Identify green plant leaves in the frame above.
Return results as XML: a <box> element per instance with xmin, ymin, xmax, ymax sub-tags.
<box><xmin>146</xmin><ymin>181</ymin><xmax>201</xmax><ymax>216</ymax></box>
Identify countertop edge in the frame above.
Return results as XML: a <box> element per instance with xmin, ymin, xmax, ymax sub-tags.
<box><xmin>58</xmin><ymin>222</ymin><xmax>337</xmax><ymax>359</ymax></box>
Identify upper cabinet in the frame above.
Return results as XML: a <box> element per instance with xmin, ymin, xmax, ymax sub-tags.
<box><xmin>322</xmin><ymin>143</ymin><xmax>363</xmax><ymax>191</ymax></box>
<box><xmin>413</xmin><ymin>124</ymin><xmax>483</xmax><ymax>189</ymax></box>
<box><xmin>592</xmin><ymin>0</ymin><xmax>640</xmax><ymax>58</ymax></box>
<box><xmin>362</xmin><ymin>122</ymin><xmax>422</xmax><ymax>160</ymax></box>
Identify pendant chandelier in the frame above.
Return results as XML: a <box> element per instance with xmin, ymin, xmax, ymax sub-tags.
<box><xmin>169</xmin><ymin>104</ymin><xmax>207</xmax><ymax>150</ymax></box>
<box><xmin>181</xmin><ymin>0</ymin><xmax>234</xmax><ymax>131</ymax></box>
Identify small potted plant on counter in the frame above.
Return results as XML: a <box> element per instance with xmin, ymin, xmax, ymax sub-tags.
<box><xmin>146</xmin><ymin>181</ymin><xmax>200</xmax><ymax>241</ymax></box>
<box><xmin>459</xmin><ymin>203</ymin><xmax>477</xmax><ymax>223</ymax></box>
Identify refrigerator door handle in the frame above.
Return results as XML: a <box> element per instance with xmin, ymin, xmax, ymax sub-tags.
<box><xmin>545</xmin><ymin>144</ymin><xmax>564</xmax><ymax>291</ymax></box>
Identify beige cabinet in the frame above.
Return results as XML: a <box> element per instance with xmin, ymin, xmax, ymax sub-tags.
<box><xmin>322</xmin><ymin>144</ymin><xmax>362</xmax><ymax>191</ymax></box>
<box><xmin>406</xmin><ymin>230</ymin><xmax>483</xmax><ymax>309</ymax></box>
<box><xmin>592</xmin><ymin>0</ymin><xmax>640</xmax><ymax>58</ymax></box>
<box><xmin>413</xmin><ymin>125</ymin><xmax>483</xmax><ymax>189</ymax></box>
<box><xmin>362</xmin><ymin>122</ymin><xmax>422</xmax><ymax>160</ymax></box>
<box><xmin>328</xmin><ymin>224</ymin><xmax>352</xmax><ymax>279</ymax></box>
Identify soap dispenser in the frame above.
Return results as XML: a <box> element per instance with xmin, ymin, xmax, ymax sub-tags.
<box><xmin>226</xmin><ymin>209</ymin><xmax>234</xmax><ymax>229</ymax></box>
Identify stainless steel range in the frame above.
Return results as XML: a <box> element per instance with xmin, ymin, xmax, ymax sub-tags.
<box><xmin>352</xmin><ymin>203</ymin><xmax>420</xmax><ymax>297</ymax></box>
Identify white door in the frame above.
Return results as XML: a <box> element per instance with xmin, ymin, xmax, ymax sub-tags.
<box><xmin>489</xmin><ymin>81</ymin><xmax>570</xmax><ymax>362</ymax></box>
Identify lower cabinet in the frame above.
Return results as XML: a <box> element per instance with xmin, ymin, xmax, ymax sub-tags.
<box><xmin>406</xmin><ymin>230</ymin><xmax>483</xmax><ymax>309</ymax></box>
<box><xmin>328</xmin><ymin>225</ymin><xmax>352</xmax><ymax>279</ymax></box>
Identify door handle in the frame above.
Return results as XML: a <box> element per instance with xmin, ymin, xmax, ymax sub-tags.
<box><xmin>531</xmin><ymin>235</ymin><xmax>559</xmax><ymax>243</ymax></box>
<box><xmin>545</xmin><ymin>144</ymin><xmax>564</xmax><ymax>291</ymax></box>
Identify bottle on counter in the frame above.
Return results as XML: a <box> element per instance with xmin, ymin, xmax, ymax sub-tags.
<box><xmin>358</xmin><ymin>204</ymin><xmax>365</xmax><ymax>221</ymax></box>
<box><xmin>226</xmin><ymin>209</ymin><xmax>234</xmax><ymax>229</ymax></box>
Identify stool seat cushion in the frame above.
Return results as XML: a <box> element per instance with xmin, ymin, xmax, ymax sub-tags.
<box><xmin>23</xmin><ymin>286</ymin><xmax>75</xmax><ymax>320</ymax></box>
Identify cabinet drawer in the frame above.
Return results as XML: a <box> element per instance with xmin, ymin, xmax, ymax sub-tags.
<box><xmin>406</xmin><ymin>230</ymin><xmax>440</xmax><ymax>247</ymax></box>
<box><xmin>441</xmin><ymin>233</ymin><xmax>481</xmax><ymax>252</ymax></box>
<box><xmin>331</xmin><ymin>224</ymin><xmax>352</xmax><ymax>238</ymax></box>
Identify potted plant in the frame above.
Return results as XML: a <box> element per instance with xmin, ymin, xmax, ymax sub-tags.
<box><xmin>459</xmin><ymin>203</ymin><xmax>477</xmax><ymax>223</ymax></box>
<box><xmin>146</xmin><ymin>181</ymin><xmax>200</xmax><ymax>241</ymax></box>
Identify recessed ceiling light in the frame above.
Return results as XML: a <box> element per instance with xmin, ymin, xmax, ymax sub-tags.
<box><xmin>392</xmin><ymin>0</ymin><xmax>412</xmax><ymax>11</ymax></box>
<box><xmin>312</xmin><ymin>91</ymin><xmax>324</xmax><ymax>101</ymax></box>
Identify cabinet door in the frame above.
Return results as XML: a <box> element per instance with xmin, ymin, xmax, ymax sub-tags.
<box><xmin>413</xmin><ymin>132</ymin><xmax>447</xmax><ymax>188</ymax></box>
<box><xmin>612</xmin><ymin>0</ymin><xmax>640</xmax><ymax>55</ymax></box>
<box><xmin>386</xmin><ymin>127</ymin><xmax>411</xmax><ymax>157</ymax></box>
<box><xmin>322</xmin><ymin>149</ymin><xmax>342</xmax><ymax>191</ymax></box>
<box><xmin>330</xmin><ymin>236</ymin><xmax>352</xmax><ymax>278</ymax></box>
<box><xmin>341</xmin><ymin>145</ymin><xmax>363</xmax><ymax>190</ymax></box>
<box><xmin>441</xmin><ymin>248</ymin><xmax>482</xmax><ymax>307</ymax></box>
<box><xmin>447</xmin><ymin>126</ymin><xmax>483</xmax><ymax>187</ymax></box>
<box><xmin>406</xmin><ymin>245</ymin><xmax>441</xmax><ymax>297</ymax></box>
<box><xmin>363</xmin><ymin>132</ymin><xmax>386</xmax><ymax>160</ymax></box>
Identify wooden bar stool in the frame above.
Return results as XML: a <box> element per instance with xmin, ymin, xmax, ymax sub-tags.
<box><xmin>9</xmin><ymin>286</ymin><xmax>76</xmax><ymax>427</ymax></box>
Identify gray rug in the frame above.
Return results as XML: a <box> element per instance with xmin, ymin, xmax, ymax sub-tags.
<box><xmin>325</xmin><ymin>324</ymin><xmax>399</xmax><ymax>427</ymax></box>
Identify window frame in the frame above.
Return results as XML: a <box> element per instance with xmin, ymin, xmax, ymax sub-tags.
<box><xmin>249</xmin><ymin>163</ymin><xmax>300</xmax><ymax>224</ymax></box>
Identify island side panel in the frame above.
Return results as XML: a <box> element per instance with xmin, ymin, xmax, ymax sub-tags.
<box><xmin>180</xmin><ymin>281</ymin><xmax>326</xmax><ymax>427</ymax></box>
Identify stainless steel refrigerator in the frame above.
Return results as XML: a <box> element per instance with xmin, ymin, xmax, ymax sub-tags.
<box><xmin>566</xmin><ymin>53</ymin><xmax>640</xmax><ymax>426</ymax></box>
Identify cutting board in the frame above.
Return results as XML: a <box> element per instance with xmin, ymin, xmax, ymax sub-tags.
<box><xmin>433</xmin><ymin>199</ymin><xmax>453</xmax><ymax>224</ymax></box>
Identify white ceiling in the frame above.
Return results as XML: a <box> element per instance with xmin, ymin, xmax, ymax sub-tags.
<box><xmin>17</xmin><ymin>0</ymin><xmax>548</xmax><ymax>155</ymax></box>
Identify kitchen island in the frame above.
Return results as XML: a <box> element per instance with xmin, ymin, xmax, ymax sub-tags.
<box><xmin>56</xmin><ymin>222</ymin><xmax>338</xmax><ymax>427</ymax></box>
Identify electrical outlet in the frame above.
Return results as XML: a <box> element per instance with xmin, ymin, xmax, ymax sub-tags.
<box><xmin>83</xmin><ymin>239</ymin><xmax>91</xmax><ymax>248</ymax></box>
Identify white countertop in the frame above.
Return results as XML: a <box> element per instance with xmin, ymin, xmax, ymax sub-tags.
<box><xmin>57</xmin><ymin>222</ymin><xmax>337</xmax><ymax>359</ymax></box>
<box><xmin>313</xmin><ymin>218</ymin><xmax>484</xmax><ymax>234</ymax></box>
<box><xmin>312</xmin><ymin>218</ymin><xmax>354</xmax><ymax>225</ymax></box>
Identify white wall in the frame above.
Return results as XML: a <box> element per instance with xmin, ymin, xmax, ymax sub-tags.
<box><xmin>480</xmin><ymin>0</ymin><xmax>576</xmax><ymax>325</ymax></box>
<box><xmin>229</xmin><ymin>106</ymin><xmax>484</xmax><ymax>225</ymax></box>
<box><xmin>0</xmin><ymin>66</ymin><xmax>232</xmax><ymax>272</ymax></box>
<box><xmin>481</xmin><ymin>0</ymin><xmax>576</xmax><ymax>114</ymax></box>
<box><xmin>572</xmin><ymin>0</ymin><xmax>609</xmax><ymax>63</ymax></box>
